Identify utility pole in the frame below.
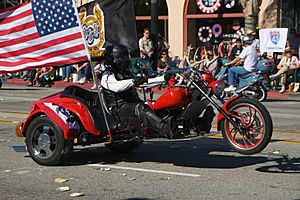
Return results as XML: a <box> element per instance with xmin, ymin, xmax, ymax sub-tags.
<box><xmin>151</xmin><ymin>0</ymin><xmax>158</xmax><ymax>70</ymax></box>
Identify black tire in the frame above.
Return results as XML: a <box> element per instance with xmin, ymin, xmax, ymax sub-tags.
<box><xmin>25</xmin><ymin>116</ymin><xmax>67</xmax><ymax>165</ymax></box>
<box><xmin>255</xmin><ymin>86</ymin><xmax>268</xmax><ymax>102</ymax></box>
<box><xmin>220</xmin><ymin>98</ymin><xmax>273</xmax><ymax>155</ymax></box>
<box><xmin>0</xmin><ymin>79</ymin><xmax>2</xmax><ymax>89</ymax></box>
<box><xmin>105</xmin><ymin>140</ymin><xmax>142</xmax><ymax>153</ymax></box>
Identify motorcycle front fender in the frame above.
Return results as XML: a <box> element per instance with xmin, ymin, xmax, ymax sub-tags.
<box><xmin>216</xmin><ymin>95</ymin><xmax>239</xmax><ymax>131</ymax></box>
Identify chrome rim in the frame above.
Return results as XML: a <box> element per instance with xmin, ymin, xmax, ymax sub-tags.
<box><xmin>32</xmin><ymin>125</ymin><xmax>57</xmax><ymax>159</ymax></box>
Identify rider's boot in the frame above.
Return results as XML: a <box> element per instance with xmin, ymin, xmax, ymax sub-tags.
<box><xmin>280</xmin><ymin>84</ymin><xmax>286</xmax><ymax>93</ymax></box>
<box><xmin>135</xmin><ymin>104</ymin><xmax>176</xmax><ymax>138</ymax></box>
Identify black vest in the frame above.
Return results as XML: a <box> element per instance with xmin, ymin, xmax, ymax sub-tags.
<box><xmin>102</xmin><ymin>70</ymin><xmax>141</xmax><ymax>109</ymax></box>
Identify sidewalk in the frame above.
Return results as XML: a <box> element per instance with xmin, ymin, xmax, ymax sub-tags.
<box><xmin>4</xmin><ymin>77</ymin><xmax>300</xmax><ymax>100</ymax></box>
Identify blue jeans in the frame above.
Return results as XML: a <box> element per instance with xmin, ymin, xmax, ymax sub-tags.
<box><xmin>62</xmin><ymin>65</ymin><xmax>75</xmax><ymax>79</ymax></box>
<box><xmin>78</xmin><ymin>65</ymin><xmax>92</xmax><ymax>80</ymax></box>
<box><xmin>228</xmin><ymin>66</ymin><xmax>250</xmax><ymax>86</ymax></box>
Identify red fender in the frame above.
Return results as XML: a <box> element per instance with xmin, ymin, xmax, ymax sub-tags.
<box><xmin>20</xmin><ymin>98</ymin><xmax>100</xmax><ymax>140</ymax></box>
<box><xmin>216</xmin><ymin>95</ymin><xmax>239</xmax><ymax>131</ymax></box>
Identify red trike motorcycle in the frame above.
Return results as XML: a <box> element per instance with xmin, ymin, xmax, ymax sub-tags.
<box><xmin>16</xmin><ymin>57</ymin><xmax>273</xmax><ymax>166</ymax></box>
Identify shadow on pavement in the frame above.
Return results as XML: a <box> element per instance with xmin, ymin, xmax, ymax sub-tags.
<box><xmin>63</xmin><ymin>137</ymin><xmax>270</xmax><ymax>169</ymax></box>
<box><xmin>256</xmin><ymin>155</ymin><xmax>300</xmax><ymax>174</ymax></box>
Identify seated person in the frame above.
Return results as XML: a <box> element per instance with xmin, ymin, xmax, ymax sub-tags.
<box><xmin>199</xmin><ymin>50</ymin><xmax>220</xmax><ymax>78</ymax></box>
<box><xmin>224</xmin><ymin>36</ymin><xmax>258</xmax><ymax>92</ymax></box>
<box><xmin>101</xmin><ymin>45</ymin><xmax>175</xmax><ymax>138</ymax></box>
<box><xmin>269</xmin><ymin>47</ymin><xmax>299</xmax><ymax>93</ymax></box>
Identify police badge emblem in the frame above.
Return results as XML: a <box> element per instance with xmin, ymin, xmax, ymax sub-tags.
<box><xmin>270</xmin><ymin>31</ymin><xmax>280</xmax><ymax>45</ymax></box>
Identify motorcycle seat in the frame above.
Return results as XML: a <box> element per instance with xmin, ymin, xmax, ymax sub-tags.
<box><xmin>61</xmin><ymin>85</ymin><xmax>98</xmax><ymax>107</ymax></box>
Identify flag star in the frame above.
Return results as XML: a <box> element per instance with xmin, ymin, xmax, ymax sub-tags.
<box><xmin>68</xmin><ymin>22</ymin><xmax>71</xmax><ymax>26</ymax></box>
<box><xmin>67</xmin><ymin>1</ymin><xmax>70</xmax><ymax>4</ymax></box>
<box><xmin>57</xmin><ymin>8</ymin><xmax>60</xmax><ymax>12</ymax></box>
<box><xmin>62</xmin><ymin>11</ymin><xmax>65</xmax><ymax>15</ymax></box>
<box><xmin>43</xmin><ymin>26</ymin><xmax>46</xmax><ymax>29</ymax></box>
<box><xmin>36</xmin><ymin>1</ymin><xmax>39</xmax><ymax>5</ymax></box>
<box><xmin>50</xmin><ymin>10</ymin><xmax>53</xmax><ymax>14</ymax></box>
<box><xmin>52</xmin><ymin>5</ymin><xmax>55</xmax><ymax>9</ymax></box>
<box><xmin>41</xmin><ymin>31</ymin><xmax>44</xmax><ymax>34</ymax></box>
<box><xmin>38</xmin><ymin>10</ymin><xmax>41</xmax><ymax>13</ymax></box>
<box><xmin>61</xmin><ymin>24</ymin><xmax>65</xmax><ymax>28</ymax></box>
<box><xmin>38</xmin><ymin>23</ymin><xmax>41</xmax><ymax>26</ymax></box>
<box><xmin>54</xmin><ymin>13</ymin><xmax>57</xmax><ymax>17</ymax></box>
<box><xmin>43</xmin><ymin>0</ymin><xmax>46</xmax><ymax>3</ymax></box>
<box><xmin>43</xmin><ymin>13</ymin><xmax>46</xmax><ymax>17</ymax></box>
<box><xmin>33</xmin><ymin>7</ymin><xmax>37</xmax><ymax>10</ymax></box>
<box><xmin>64</xmin><ymin>6</ymin><xmax>67</xmax><ymax>10</ymax></box>
<box><xmin>52</xmin><ymin>18</ymin><xmax>55</xmax><ymax>22</ymax></box>
<box><xmin>56</xmin><ymin>22</ymin><xmax>59</xmax><ymax>25</ymax></box>
<box><xmin>66</xmin><ymin>14</ymin><xmax>69</xmax><ymax>18</ymax></box>
<box><xmin>60</xmin><ymin>3</ymin><xmax>63</xmax><ymax>7</ymax></box>
<box><xmin>40</xmin><ymin>18</ymin><xmax>44</xmax><ymax>21</ymax></box>
<box><xmin>49</xmin><ymin>24</ymin><xmax>52</xmax><ymax>27</ymax></box>
<box><xmin>54</xmin><ymin>27</ymin><xmax>57</xmax><ymax>30</ymax></box>
<box><xmin>63</xmin><ymin>19</ymin><xmax>67</xmax><ymax>23</ymax></box>
<box><xmin>55</xmin><ymin>1</ymin><xmax>58</xmax><ymax>4</ymax></box>
<box><xmin>71</xmin><ymin>17</ymin><xmax>74</xmax><ymax>21</ymax></box>
<box><xmin>58</xmin><ymin>16</ymin><xmax>62</xmax><ymax>20</ymax></box>
<box><xmin>48</xmin><ymin>29</ymin><xmax>51</xmax><ymax>32</ymax></box>
<box><xmin>36</xmin><ymin>15</ymin><xmax>39</xmax><ymax>19</ymax></box>
<box><xmin>48</xmin><ymin>16</ymin><xmax>51</xmax><ymax>19</ymax></box>
<box><xmin>47</xmin><ymin>2</ymin><xmax>51</xmax><ymax>6</ymax></box>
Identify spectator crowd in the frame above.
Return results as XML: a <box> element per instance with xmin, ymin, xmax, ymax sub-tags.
<box><xmin>2</xmin><ymin>28</ymin><xmax>300</xmax><ymax>93</ymax></box>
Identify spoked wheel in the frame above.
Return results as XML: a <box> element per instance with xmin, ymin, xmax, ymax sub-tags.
<box><xmin>220</xmin><ymin>98</ymin><xmax>273</xmax><ymax>155</ymax></box>
<box><xmin>26</xmin><ymin>116</ymin><xmax>68</xmax><ymax>165</ymax></box>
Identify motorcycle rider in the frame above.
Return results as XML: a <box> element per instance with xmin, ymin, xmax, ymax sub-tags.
<box><xmin>100</xmin><ymin>45</ymin><xmax>176</xmax><ymax>138</ymax></box>
<box><xmin>224</xmin><ymin>35</ymin><xmax>258</xmax><ymax>92</ymax></box>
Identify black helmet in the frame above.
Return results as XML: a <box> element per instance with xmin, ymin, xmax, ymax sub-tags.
<box><xmin>104</xmin><ymin>45</ymin><xmax>131</xmax><ymax>70</ymax></box>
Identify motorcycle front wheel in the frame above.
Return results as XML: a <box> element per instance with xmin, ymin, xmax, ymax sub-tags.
<box><xmin>220</xmin><ymin>98</ymin><xmax>273</xmax><ymax>155</ymax></box>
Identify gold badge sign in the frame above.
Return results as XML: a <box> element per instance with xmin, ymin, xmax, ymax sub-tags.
<box><xmin>79</xmin><ymin>3</ymin><xmax>105</xmax><ymax>57</ymax></box>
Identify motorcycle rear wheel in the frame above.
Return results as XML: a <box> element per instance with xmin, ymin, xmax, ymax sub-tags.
<box><xmin>25</xmin><ymin>116</ymin><xmax>68</xmax><ymax>165</ymax></box>
<box><xmin>220</xmin><ymin>98</ymin><xmax>273</xmax><ymax>155</ymax></box>
<box><xmin>105</xmin><ymin>139</ymin><xmax>142</xmax><ymax>153</ymax></box>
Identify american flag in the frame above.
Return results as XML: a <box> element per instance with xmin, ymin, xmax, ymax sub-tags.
<box><xmin>0</xmin><ymin>0</ymin><xmax>89</xmax><ymax>72</ymax></box>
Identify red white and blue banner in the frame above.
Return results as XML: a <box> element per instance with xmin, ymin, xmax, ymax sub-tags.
<box><xmin>0</xmin><ymin>0</ymin><xmax>90</xmax><ymax>73</ymax></box>
<box><xmin>259</xmin><ymin>28</ymin><xmax>288</xmax><ymax>53</ymax></box>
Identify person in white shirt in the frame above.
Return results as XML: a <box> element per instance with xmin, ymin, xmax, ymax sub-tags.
<box><xmin>224</xmin><ymin>35</ymin><xmax>258</xmax><ymax>92</ymax></box>
<box><xmin>101</xmin><ymin>45</ymin><xmax>175</xmax><ymax>138</ymax></box>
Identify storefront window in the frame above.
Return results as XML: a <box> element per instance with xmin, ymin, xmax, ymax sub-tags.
<box><xmin>133</xmin><ymin>0</ymin><xmax>168</xmax><ymax>41</ymax></box>
<box><xmin>184</xmin><ymin>0</ymin><xmax>244</xmax><ymax>58</ymax></box>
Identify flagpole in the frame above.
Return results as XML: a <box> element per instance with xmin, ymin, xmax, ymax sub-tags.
<box><xmin>89</xmin><ymin>59</ymin><xmax>112</xmax><ymax>142</ymax></box>
<box><xmin>73</xmin><ymin>0</ymin><xmax>112</xmax><ymax>141</ymax></box>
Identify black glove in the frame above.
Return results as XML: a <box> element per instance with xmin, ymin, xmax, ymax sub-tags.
<box><xmin>133</xmin><ymin>77</ymin><xmax>148</xmax><ymax>86</ymax></box>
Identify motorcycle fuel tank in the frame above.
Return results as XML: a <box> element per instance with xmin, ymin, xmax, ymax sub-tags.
<box><xmin>153</xmin><ymin>87</ymin><xmax>191</xmax><ymax>110</ymax></box>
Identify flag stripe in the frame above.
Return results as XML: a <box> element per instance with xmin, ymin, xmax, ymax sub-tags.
<box><xmin>0</xmin><ymin>32</ymin><xmax>39</xmax><ymax>48</ymax></box>
<box><xmin>0</xmin><ymin>2</ymin><xmax>31</xmax><ymax>17</ymax></box>
<box><xmin>0</xmin><ymin>15</ymin><xmax>34</xmax><ymax>30</ymax></box>
<box><xmin>0</xmin><ymin>21</ymin><xmax>35</xmax><ymax>37</ymax></box>
<box><xmin>0</xmin><ymin>9</ymin><xmax>32</xmax><ymax>25</ymax></box>
<box><xmin>0</xmin><ymin>33</ymin><xmax>83</xmax><ymax>60</ymax></box>
<box><xmin>0</xmin><ymin>44</ymin><xmax>86</xmax><ymax>67</ymax></box>
<box><xmin>0</xmin><ymin>27</ymin><xmax>81</xmax><ymax>54</ymax></box>
<box><xmin>0</xmin><ymin>51</ymin><xmax>88</xmax><ymax>71</ymax></box>
<box><xmin>0</xmin><ymin>56</ymin><xmax>88</xmax><ymax>73</ymax></box>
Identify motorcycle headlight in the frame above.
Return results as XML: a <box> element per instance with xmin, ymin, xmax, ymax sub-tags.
<box><xmin>213</xmin><ymin>81</ymin><xmax>226</xmax><ymax>97</ymax></box>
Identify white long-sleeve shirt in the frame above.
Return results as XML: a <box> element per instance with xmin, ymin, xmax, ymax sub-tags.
<box><xmin>101</xmin><ymin>70</ymin><xmax>165</xmax><ymax>93</ymax></box>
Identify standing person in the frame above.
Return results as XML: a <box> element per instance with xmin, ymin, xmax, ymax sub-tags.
<box><xmin>224</xmin><ymin>36</ymin><xmax>258</xmax><ymax>92</ymax></box>
<box><xmin>139</xmin><ymin>28</ymin><xmax>154</xmax><ymax>60</ymax></box>
<box><xmin>269</xmin><ymin>47</ymin><xmax>299</xmax><ymax>93</ymax></box>
<box><xmin>61</xmin><ymin>65</ymin><xmax>76</xmax><ymax>82</ymax></box>
<box><xmin>101</xmin><ymin>45</ymin><xmax>176</xmax><ymax>138</ymax></box>
<box><xmin>229</xmin><ymin>38</ymin><xmax>243</xmax><ymax>60</ymax></box>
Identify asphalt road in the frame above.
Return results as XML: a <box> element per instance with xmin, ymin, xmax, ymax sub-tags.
<box><xmin>0</xmin><ymin>85</ymin><xmax>299</xmax><ymax>200</ymax></box>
